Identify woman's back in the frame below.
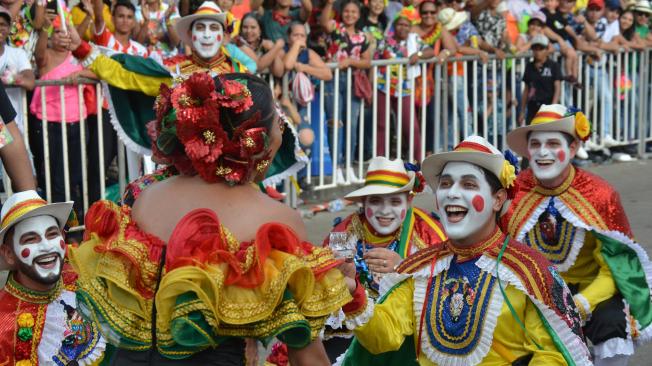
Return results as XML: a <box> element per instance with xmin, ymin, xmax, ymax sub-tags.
<box><xmin>132</xmin><ymin>175</ymin><xmax>307</xmax><ymax>243</ymax></box>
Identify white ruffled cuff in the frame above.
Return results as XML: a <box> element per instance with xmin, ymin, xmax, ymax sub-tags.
<box><xmin>344</xmin><ymin>297</ymin><xmax>375</xmax><ymax>330</ymax></box>
<box><xmin>573</xmin><ymin>293</ymin><xmax>592</xmax><ymax>324</ymax></box>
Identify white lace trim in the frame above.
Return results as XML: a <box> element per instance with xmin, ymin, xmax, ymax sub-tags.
<box><xmin>574</xmin><ymin>293</ymin><xmax>592</xmax><ymax>324</ymax></box>
<box><xmin>516</xmin><ymin>197</ymin><xmax>586</xmax><ymax>272</ymax></box>
<box><xmin>325</xmin><ymin>309</ymin><xmax>346</xmax><ymax>330</ymax></box>
<box><xmin>515</xmin><ymin>197</ymin><xmax>552</xmax><ymax>241</ymax></box>
<box><xmin>411</xmin><ymin>255</ymin><xmax>504</xmax><ymax>366</ymax></box>
<box><xmin>103</xmin><ymin>83</ymin><xmax>153</xmax><ymax>155</ymax></box>
<box><xmin>594</xmin><ymin>337</ymin><xmax>635</xmax><ymax>359</ymax></box>
<box><xmin>80</xmin><ymin>46</ymin><xmax>101</xmax><ymax>68</ymax></box>
<box><xmin>476</xmin><ymin>256</ymin><xmax>593</xmax><ymax>366</ymax></box>
<box><xmin>344</xmin><ymin>297</ymin><xmax>375</xmax><ymax>330</ymax></box>
<box><xmin>379</xmin><ymin>273</ymin><xmax>410</xmax><ymax>297</ymax></box>
<box><xmin>38</xmin><ymin>290</ymin><xmax>70</xmax><ymax>364</ymax></box>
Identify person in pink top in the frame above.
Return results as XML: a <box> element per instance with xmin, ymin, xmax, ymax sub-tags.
<box><xmin>30</xmin><ymin>12</ymin><xmax>96</xmax><ymax>219</ymax></box>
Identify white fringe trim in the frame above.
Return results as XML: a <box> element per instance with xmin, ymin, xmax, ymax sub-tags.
<box><xmin>574</xmin><ymin>293</ymin><xmax>592</xmax><ymax>324</ymax></box>
<box><xmin>516</xmin><ymin>197</ymin><xmax>586</xmax><ymax>272</ymax></box>
<box><xmin>326</xmin><ymin>309</ymin><xmax>346</xmax><ymax>330</ymax></box>
<box><xmin>593</xmin><ymin>338</ymin><xmax>635</xmax><ymax>359</ymax></box>
<box><xmin>411</xmin><ymin>255</ymin><xmax>504</xmax><ymax>366</ymax></box>
<box><xmin>476</xmin><ymin>256</ymin><xmax>593</xmax><ymax>366</ymax></box>
<box><xmin>102</xmin><ymin>83</ymin><xmax>153</xmax><ymax>156</ymax></box>
<box><xmin>344</xmin><ymin>297</ymin><xmax>375</xmax><ymax>330</ymax></box>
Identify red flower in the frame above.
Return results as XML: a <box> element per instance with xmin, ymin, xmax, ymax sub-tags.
<box><xmin>155</xmin><ymin>84</ymin><xmax>172</xmax><ymax>120</ymax></box>
<box><xmin>216</xmin><ymin>79</ymin><xmax>254</xmax><ymax>113</ymax></box>
<box><xmin>185</xmin><ymin>72</ymin><xmax>216</xmax><ymax>100</ymax></box>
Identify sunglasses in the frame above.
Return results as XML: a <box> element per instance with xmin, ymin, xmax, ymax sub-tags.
<box><xmin>421</xmin><ymin>10</ymin><xmax>437</xmax><ymax>15</ymax></box>
<box><xmin>635</xmin><ymin>11</ymin><xmax>650</xmax><ymax>17</ymax></box>
<box><xmin>446</xmin><ymin>0</ymin><xmax>464</xmax><ymax>3</ymax></box>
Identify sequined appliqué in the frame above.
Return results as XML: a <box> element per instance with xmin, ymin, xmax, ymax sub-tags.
<box><xmin>524</xmin><ymin>199</ymin><xmax>581</xmax><ymax>266</ymax></box>
<box><xmin>426</xmin><ymin>257</ymin><xmax>497</xmax><ymax>355</ymax></box>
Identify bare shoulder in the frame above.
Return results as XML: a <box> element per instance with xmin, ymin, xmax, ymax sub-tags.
<box><xmin>263</xmin><ymin>199</ymin><xmax>307</xmax><ymax>241</ymax></box>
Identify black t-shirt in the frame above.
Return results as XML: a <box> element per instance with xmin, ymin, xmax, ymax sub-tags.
<box><xmin>523</xmin><ymin>59</ymin><xmax>562</xmax><ymax>104</ymax></box>
<box><xmin>0</xmin><ymin>82</ymin><xmax>16</xmax><ymax>124</ymax></box>
<box><xmin>541</xmin><ymin>9</ymin><xmax>571</xmax><ymax>42</ymax></box>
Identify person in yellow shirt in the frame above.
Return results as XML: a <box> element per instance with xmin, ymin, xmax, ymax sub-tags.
<box><xmin>71</xmin><ymin>0</ymin><xmax>114</xmax><ymax>41</ymax></box>
<box><xmin>338</xmin><ymin>136</ymin><xmax>591</xmax><ymax>365</ymax></box>
<box><xmin>503</xmin><ymin>104</ymin><xmax>652</xmax><ymax>366</ymax></box>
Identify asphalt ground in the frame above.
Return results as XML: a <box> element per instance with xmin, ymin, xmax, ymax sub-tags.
<box><xmin>302</xmin><ymin>160</ymin><xmax>652</xmax><ymax>364</ymax></box>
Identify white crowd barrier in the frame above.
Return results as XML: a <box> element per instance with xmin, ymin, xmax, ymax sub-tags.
<box><xmin>1</xmin><ymin>48</ymin><xmax>650</xmax><ymax>227</ymax></box>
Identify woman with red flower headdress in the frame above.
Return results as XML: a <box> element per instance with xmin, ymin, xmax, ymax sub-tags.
<box><xmin>69</xmin><ymin>73</ymin><xmax>354</xmax><ymax>365</ymax></box>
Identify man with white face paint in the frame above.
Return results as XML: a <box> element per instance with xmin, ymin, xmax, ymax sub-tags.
<box><xmin>322</xmin><ymin>156</ymin><xmax>446</xmax><ymax>362</ymax></box>
<box><xmin>338</xmin><ymin>136</ymin><xmax>591</xmax><ymax>366</ymax></box>
<box><xmin>504</xmin><ymin>104</ymin><xmax>652</xmax><ymax>366</ymax></box>
<box><xmin>0</xmin><ymin>190</ymin><xmax>105</xmax><ymax>365</ymax></box>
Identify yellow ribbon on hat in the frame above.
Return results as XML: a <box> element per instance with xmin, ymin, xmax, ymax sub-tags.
<box><xmin>500</xmin><ymin>160</ymin><xmax>516</xmax><ymax>189</ymax></box>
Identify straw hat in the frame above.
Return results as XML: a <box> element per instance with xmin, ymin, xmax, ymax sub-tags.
<box><xmin>345</xmin><ymin>157</ymin><xmax>415</xmax><ymax>201</ymax></box>
<box><xmin>506</xmin><ymin>104</ymin><xmax>591</xmax><ymax>157</ymax></box>
<box><xmin>632</xmin><ymin>0</ymin><xmax>652</xmax><ymax>13</ymax></box>
<box><xmin>438</xmin><ymin>8</ymin><xmax>469</xmax><ymax>31</ymax></box>
<box><xmin>176</xmin><ymin>1</ymin><xmax>228</xmax><ymax>46</ymax></box>
<box><xmin>0</xmin><ymin>190</ymin><xmax>73</xmax><ymax>270</ymax></box>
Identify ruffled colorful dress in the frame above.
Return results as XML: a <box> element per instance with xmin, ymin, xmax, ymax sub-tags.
<box><xmin>69</xmin><ymin>176</ymin><xmax>352</xmax><ymax>360</ymax></box>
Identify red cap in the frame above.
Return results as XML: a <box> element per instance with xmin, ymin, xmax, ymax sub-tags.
<box><xmin>588</xmin><ymin>0</ymin><xmax>605</xmax><ymax>9</ymax></box>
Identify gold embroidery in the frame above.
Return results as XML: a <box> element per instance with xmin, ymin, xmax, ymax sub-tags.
<box><xmin>534</xmin><ymin>166</ymin><xmax>576</xmax><ymax>196</ymax></box>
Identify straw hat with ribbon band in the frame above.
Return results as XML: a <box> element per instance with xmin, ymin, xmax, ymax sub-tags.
<box><xmin>506</xmin><ymin>104</ymin><xmax>591</xmax><ymax>157</ymax></box>
<box><xmin>0</xmin><ymin>190</ymin><xmax>73</xmax><ymax>270</ymax></box>
<box><xmin>422</xmin><ymin>136</ymin><xmax>518</xmax><ymax>212</ymax></box>
<box><xmin>345</xmin><ymin>157</ymin><xmax>417</xmax><ymax>201</ymax></box>
<box><xmin>176</xmin><ymin>1</ymin><xmax>228</xmax><ymax>46</ymax></box>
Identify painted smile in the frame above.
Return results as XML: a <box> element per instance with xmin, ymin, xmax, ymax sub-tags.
<box><xmin>445</xmin><ymin>205</ymin><xmax>468</xmax><ymax>223</ymax></box>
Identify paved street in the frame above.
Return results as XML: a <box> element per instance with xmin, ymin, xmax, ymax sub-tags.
<box><xmin>302</xmin><ymin>160</ymin><xmax>652</xmax><ymax>364</ymax></box>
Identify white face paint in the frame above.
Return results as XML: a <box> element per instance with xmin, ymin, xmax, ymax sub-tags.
<box><xmin>364</xmin><ymin>193</ymin><xmax>409</xmax><ymax>236</ymax></box>
<box><xmin>436</xmin><ymin>162</ymin><xmax>495</xmax><ymax>240</ymax></box>
<box><xmin>191</xmin><ymin>19</ymin><xmax>224</xmax><ymax>59</ymax></box>
<box><xmin>12</xmin><ymin>215</ymin><xmax>65</xmax><ymax>283</ymax></box>
<box><xmin>528</xmin><ymin>131</ymin><xmax>572</xmax><ymax>182</ymax></box>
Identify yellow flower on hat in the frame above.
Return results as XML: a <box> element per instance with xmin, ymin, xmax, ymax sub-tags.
<box><xmin>575</xmin><ymin>112</ymin><xmax>591</xmax><ymax>141</ymax></box>
<box><xmin>17</xmin><ymin>313</ymin><xmax>34</xmax><ymax>328</ymax></box>
<box><xmin>500</xmin><ymin>160</ymin><xmax>516</xmax><ymax>189</ymax></box>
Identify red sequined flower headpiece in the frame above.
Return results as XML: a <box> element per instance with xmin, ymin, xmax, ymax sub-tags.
<box><xmin>149</xmin><ymin>72</ymin><xmax>272</xmax><ymax>185</ymax></box>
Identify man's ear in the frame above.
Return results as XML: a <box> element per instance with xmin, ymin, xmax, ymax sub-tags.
<box><xmin>0</xmin><ymin>241</ymin><xmax>16</xmax><ymax>268</ymax></box>
<box><xmin>568</xmin><ymin>139</ymin><xmax>579</xmax><ymax>160</ymax></box>
<box><xmin>493</xmin><ymin>188</ymin><xmax>508</xmax><ymax>213</ymax></box>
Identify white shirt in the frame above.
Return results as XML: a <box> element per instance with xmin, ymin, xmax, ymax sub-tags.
<box><xmin>602</xmin><ymin>19</ymin><xmax>620</xmax><ymax>43</ymax></box>
<box><xmin>0</xmin><ymin>46</ymin><xmax>32</xmax><ymax>133</ymax></box>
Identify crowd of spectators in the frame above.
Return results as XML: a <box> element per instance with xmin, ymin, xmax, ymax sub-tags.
<box><xmin>0</xmin><ymin>0</ymin><xmax>651</xmax><ymax>208</ymax></box>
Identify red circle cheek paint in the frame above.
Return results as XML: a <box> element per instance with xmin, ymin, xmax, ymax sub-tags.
<box><xmin>557</xmin><ymin>150</ymin><xmax>566</xmax><ymax>162</ymax></box>
<box><xmin>366</xmin><ymin>208</ymin><xmax>373</xmax><ymax>219</ymax></box>
<box><xmin>60</xmin><ymin>239</ymin><xmax>65</xmax><ymax>250</ymax></box>
<box><xmin>216</xmin><ymin>34</ymin><xmax>222</xmax><ymax>42</ymax></box>
<box><xmin>192</xmin><ymin>35</ymin><xmax>197</xmax><ymax>42</ymax></box>
<box><xmin>472</xmin><ymin>195</ymin><xmax>485</xmax><ymax>212</ymax></box>
<box><xmin>21</xmin><ymin>248</ymin><xmax>30</xmax><ymax>259</ymax></box>
<box><xmin>400</xmin><ymin>209</ymin><xmax>406</xmax><ymax>220</ymax></box>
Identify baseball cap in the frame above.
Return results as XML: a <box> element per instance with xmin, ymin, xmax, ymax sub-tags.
<box><xmin>531</xmin><ymin>34</ymin><xmax>550</xmax><ymax>47</ymax></box>
<box><xmin>588</xmin><ymin>0</ymin><xmax>605</xmax><ymax>9</ymax></box>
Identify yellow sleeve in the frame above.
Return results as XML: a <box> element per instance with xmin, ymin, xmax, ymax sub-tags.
<box><xmin>354</xmin><ymin>278</ymin><xmax>415</xmax><ymax>354</ymax></box>
<box><xmin>523</xmin><ymin>297</ymin><xmax>567</xmax><ymax>365</ymax></box>
<box><xmin>578</xmin><ymin>234</ymin><xmax>617</xmax><ymax>313</ymax></box>
<box><xmin>88</xmin><ymin>55</ymin><xmax>172</xmax><ymax>97</ymax></box>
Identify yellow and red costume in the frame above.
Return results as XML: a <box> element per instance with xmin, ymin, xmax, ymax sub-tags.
<box><xmin>503</xmin><ymin>166</ymin><xmax>652</xmax><ymax>358</ymax></box>
<box><xmin>0</xmin><ymin>266</ymin><xmax>105</xmax><ymax>366</ymax></box>
<box><xmin>338</xmin><ymin>228</ymin><xmax>592</xmax><ymax>366</ymax></box>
